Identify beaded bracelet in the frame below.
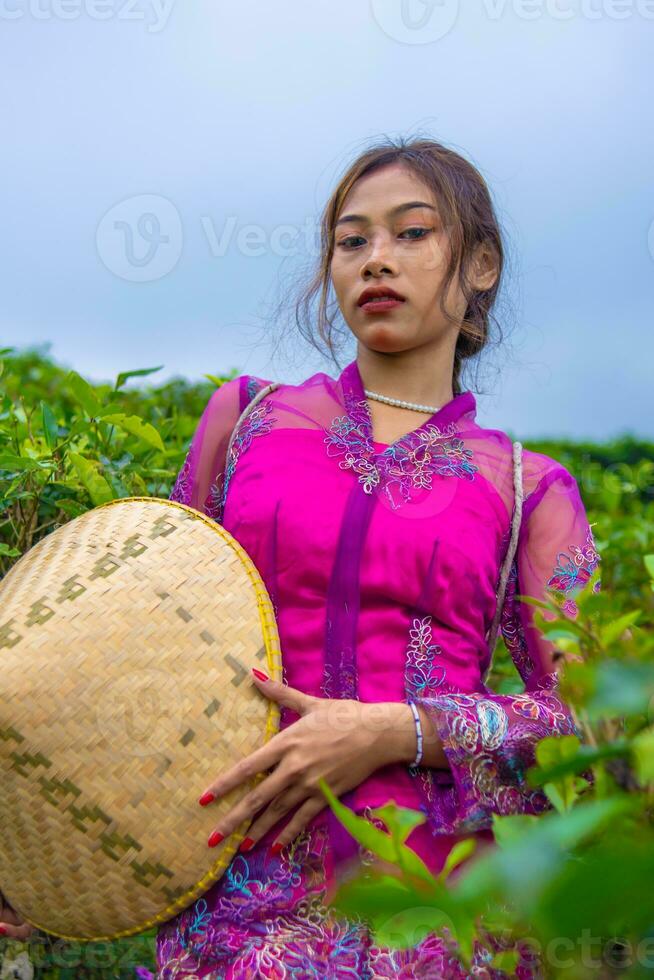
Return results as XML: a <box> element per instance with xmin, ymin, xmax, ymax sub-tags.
<box><xmin>407</xmin><ymin>700</ymin><xmax>424</xmax><ymax>769</ymax></box>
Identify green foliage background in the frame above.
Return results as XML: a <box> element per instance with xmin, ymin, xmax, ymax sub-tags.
<box><xmin>1</xmin><ymin>344</ymin><xmax>652</xmax><ymax>977</ymax></box>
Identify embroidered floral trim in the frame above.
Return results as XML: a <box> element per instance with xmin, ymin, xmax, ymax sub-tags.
<box><xmin>221</xmin><ymin>397</ymin><xmax>275</xmax><ymax>513</ymax></box>
<box><xmin>404</xmin><ymin>613</ymin><xmax>587</xmax><ymax>834</ymax></box>
<box><xmin>322</xmin><ymin>646</ymin><xmax>358</xmax><ymax>700</ymax></box>
<box><xmin>403</xmin><ymin>613</ymin><xmax>452</xmax><ymax>821</ymax></box>
<box><xmin>324</xmin><ymin>397</ymin><xmax>477</xmax><ymax>510</ymax></box>
<box><xmin>413</xmin><ymin>680</ymin><xmax>579</xmax><ymax>833</ymax></box>
<box><xmin>405</xmin><ymin>614</ymin><xmax>447</xmax><ymax>699</ymax></box>
<box><xmin>500</xmin><ymin>559</ymin><xmax>534</xmax><ymax>679</ymax></box>
<box><xmin>246</xmin><ymin>374</ymin><xmax>270</xmax><ymax>402</ymax></box>
<box><xmin>178</xmin><ymin>897</ymin><xmax>211</xmax><ymax>952</ymax></box>
<box><xmin>169</xmin><ymin>453</ymin><xmax>194</xmax><ymax>509</ymax></box>
<box><xmin>499</xmin><ymin>524</ymin><xmax>602</xmax><ymax>678</ymax></box>
<box><xmin>323</xmin><ymin>398</ymin><xmax>379</xmax><ymax>493</ymax></box>
<box><xmin>547</xmin><ymin>524</ymin><xmax>602</xmax><ymax>616</ymax></box>
<box><xmin>359</xmin><ymin>805</ymin><xmax>390</xmax><ymax>868</ymax></box>
<box><xmin>205</xmin><ymin>472</ymin><xmax>227</xmax><ymax>522</ymax></box>
<box><xmin>170</xmin><ymin>451</ymin><xmax>226</xmax><ymax>523</ymax></box>
<box><xmin>155</xmin><ymin>820</ymin><xmax>541</xmax><ymax>977</ymax></box>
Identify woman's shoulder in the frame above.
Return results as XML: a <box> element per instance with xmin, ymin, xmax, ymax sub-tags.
<box><xmin>470</xmin><ymin>418</ymin><xmax>577</xmax><ymax>496</ymax></box>
<box><xmin>519</xmin><ymin>446</ymin><xmax>578</xmax><ymax>491</ymax></box>
<box><xmin>242</xmin><ymin>374</ymin><xmax>277</xmax><ymax>399</ymax></box>
<box><xmin>203</xmin><ymin>373</ymin><xmax>278</xmax><ymax>415</ymax></box>
<box><xmin>241</xmin><ymin>369</ymin><xmax>336</xmax><ymax>407</ymax></box>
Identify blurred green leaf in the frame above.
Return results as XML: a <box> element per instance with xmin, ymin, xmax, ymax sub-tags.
<box><xmin>318</xmin><ymin>780</ymin><xmax>435</xmax><ymax>887</ymax></box>
<box><xmin>631</xmin><ymin>727</ymin><xmax>654</xmax><ymax>785</ymax></box>
<box><xmin>535</xmin><ymin>735</ymin><xmax>585</xmax><ymax>811</ymax></box>
<box><xmin>67</xmin><ymin>369</ymin><xmax>103</xmax><ymax>417</ymax></box>
<box><xmin>585</xmin><ymin>659</ymin><xmax>654</xmax><ymax>720</ymax></box>
<box><xmin>68</xmin><ymin>451</ymin><xmax>114</xmax><ymax>506</ymax></box>
<box><xmin>526</xmin><ymin>738</ymin><xmax>629</xmax><ymax>787</ymax></box>
<box><xmin>489</xmin><ymin>950</ymin><xmax>521</xmax><ymax>973</ymax></box>
<box><xmin>437</xmin><ymin>837</ymin><xmax>477</xmax><ymax>882</ymax></box>
<box><xmin>101</xmin><ymin>413</ymin><xmax>165</xmax><ymax>452</ymax></box>
<box><xmin>454</xmin><ymin>797</ymin><xmax>637</xmax><ymax>912</ymax></box>
<box><xmin>0</xmin><ymin>454</ymin><xmax>54</xmax><ymax>472</ymax></box>
<box><xmin>56</xmin><ymin>498</ymin><xmax>88</xmax><ymax>518</ymax></box>
<box><xmin>600</xmin><ymin>610</ymin><xmax>641</xmax><ymax>646</ymax></box>
<box><xmin>371</xmin><ymin>800</ymin><xmax>426</xmax><ymax>844</ymax></box>
<box><xmin>115</xmin><ymin>365</ymin><xmax>164</xmax><ymax>391</ymax></box>
<box><xmin>0</xmin><ymin>542</ymin><xmax>20</xmax><ymax>556</ymax></box>
<box><xmin>203</xmin><ymin>373</ymin><xmax>230</xmax><ymax>388</ymax></box>
<box><xmin>41</xmin><ymin>401</ymin><xmax>59</xmax><ymax>450</ymax></box>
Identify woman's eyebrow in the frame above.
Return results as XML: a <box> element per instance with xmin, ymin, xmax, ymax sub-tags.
<box><xmin>335</xmin><ymin>201</ymin><xmax>438</xmax><ymax>228</ymax></box>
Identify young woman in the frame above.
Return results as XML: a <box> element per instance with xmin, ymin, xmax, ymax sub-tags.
<box><xmin>154</xmin><ymin>138</ymin><xmax>601</xmax><ymax>978</ymax></box>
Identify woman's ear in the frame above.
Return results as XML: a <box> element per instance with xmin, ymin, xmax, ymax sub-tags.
<box><xmin>468</xmin><ymin>241</ymin><xmax>500</xmax><ymax>293</ymax></box>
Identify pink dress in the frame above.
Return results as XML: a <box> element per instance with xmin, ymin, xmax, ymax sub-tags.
<box><xmin>155</xmin><ymin>358</ymin><xmax>601</xmax><ymax>979</ymax></box>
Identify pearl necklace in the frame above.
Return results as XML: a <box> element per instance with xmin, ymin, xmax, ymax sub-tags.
<box><xmin>364</xmin><ymin>388</ymin><xmax>442</xmax><ymax>414</ymax></box>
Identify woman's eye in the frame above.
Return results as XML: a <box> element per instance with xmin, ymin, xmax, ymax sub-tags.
<box><xmin>337</xmin><ymin>235</ymin><xmax>365</xmax><ymax>249</ymax></box>
<box><xmin>336</xmin><ymin>227</ymin><xmax>432</xmax><ymax>250</ymax></box>
<box><xmin>399</xmin><ymin>227</ymin><xmax>431</xmax><ymax>240</ymax></box>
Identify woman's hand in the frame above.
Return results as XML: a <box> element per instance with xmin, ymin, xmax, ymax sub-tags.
<box><xmin>0</xmin><ymin>891</ymin><xmax>35</xmax><ymax>940</ymax></box>
<box><xmin>197</xmin><ymin>669</ymin><xmax>419</xmax><ymax>853</ymax></box>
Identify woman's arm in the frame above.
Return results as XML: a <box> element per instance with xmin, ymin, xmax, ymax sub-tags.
<box><xmin>408</xmin><ymin>460</ymin><xmax>601</xmax><ymax>834</ymax></box>
<box><xmin>169</xmin><ymin>374</ymin><xmax>272</xmax><ymax>521</ymax></box>
<box><xmin>375</xmin><ymin>701</ymin><xmax>450</xmax><ymax>769</ymax></box>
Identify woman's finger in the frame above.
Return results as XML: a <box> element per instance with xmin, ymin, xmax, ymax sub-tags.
<box><xmin>206</xmin><ymin>761</ymin><xmax>304</xmax><ymax>847</ymax></box>
<box><xmin>268</xmin><ymin>797</ymin><xmax>326</xmax><ymax>852</ymax></box>
<box><xmin>198</xmin><ymin>729</ymin><xmax>289</xmax><ymax>806</ymax></box>
<box><xmin>0</xmin><ymin>919</ymin><xmax>35</xmax><ymax>939</ymax></box>
<box><xmin>240</xmin><ymin>786</ymin><xmax>309</xmax><ymax>847</ymax></box>
<box><xmin>250</xmin><ymin>670</ymin><xmax>318</xmax><ymax>716</ymax></box>
<box><xmin>0</xmin><ymin>898</ymin><xmax>32</xmax><ymax>932</ymax></box>
<box><xmin>198</xmin><ymin>678</ymin><xmax>323</xmax><ymax>806</ymax></box>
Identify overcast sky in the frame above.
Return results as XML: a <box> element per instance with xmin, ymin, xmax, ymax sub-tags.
<box><xmin>1</xmin><ymin>0</ymin><xmax>651</xmax><ymax>439</ymax></box>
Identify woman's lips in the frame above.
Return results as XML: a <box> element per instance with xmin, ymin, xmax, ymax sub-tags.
<box><xmin>359</xmin><ymin>298</ymin><xmax>405</xmax><ymax>313</ymax></box>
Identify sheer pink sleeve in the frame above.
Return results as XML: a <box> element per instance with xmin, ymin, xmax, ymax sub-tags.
<box><xmin>413</xmin><ymin>459</ymin><xmax>601</xmax><ymax>833</ymax></box>
<box><xmin>169</xmin><ymin>375</ymin><xmax>269</xmax><ymax>522</ymax></box>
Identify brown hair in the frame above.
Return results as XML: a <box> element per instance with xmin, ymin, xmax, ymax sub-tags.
<box><xmin>273</xmin><ymin>135</ymin><xmax>508</xmax><ymax>396</ymax></box>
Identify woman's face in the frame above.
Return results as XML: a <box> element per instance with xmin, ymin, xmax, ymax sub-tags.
<box><xmin>330</xmin><ymin>162</ymin><xmax>479</xmax><ymax>357</ymax></box>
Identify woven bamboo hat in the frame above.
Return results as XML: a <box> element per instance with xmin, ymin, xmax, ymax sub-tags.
<box><xmin>0</xmin><ymin>496</ymin><xmax>282</xmax><ymax>943</ymax></box>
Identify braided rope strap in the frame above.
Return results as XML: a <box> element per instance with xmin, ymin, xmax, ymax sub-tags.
<box><xmin>225</xmin><ymin>381</ymin><xmax>282</xmax><ymax>470</ymax></box>
<box><xmin>483</xmin><ymin>440</ymin><xmax>524</xmax><ymax>682</ymax></box>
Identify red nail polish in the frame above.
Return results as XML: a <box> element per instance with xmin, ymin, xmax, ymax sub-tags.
<box><xmin>270</xmin><ymin>841</ymin><xmax>284</xmax><ymax>855</ymax></box>
<box><xmin>0</xmin><ymin>926</ymin><xmax>7</xmax><ymax>935</ymax></box>
<box><xmin>239</xmin><ymin>836</ymin><xmax>255</xmax><ymax>852</ymax></box>
<box><xmin>207</xmin><ymin>830</ymin><xmax>224</xmax><ymax>848</ymax></box>
<box><xmin>252</xmin><ymin>668</ymin><xmax>269</xmax><ymax>682</ymax></box>
<box><xmin>198</xmin><ymin>791</ymin><xmax>215</xmax><ymax>806</ymax></box>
